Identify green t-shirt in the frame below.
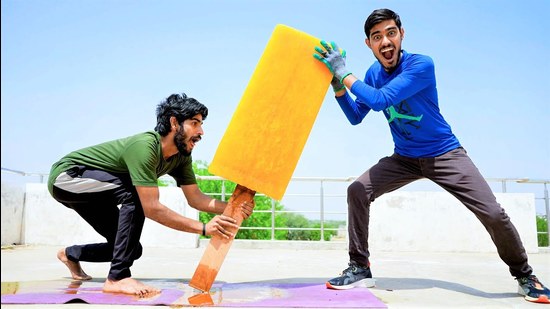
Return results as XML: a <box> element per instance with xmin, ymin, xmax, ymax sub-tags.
<box><xmin>48</xmin><ymin>131</ymin><xmax>196</xmax><ymax>193</ymax></box>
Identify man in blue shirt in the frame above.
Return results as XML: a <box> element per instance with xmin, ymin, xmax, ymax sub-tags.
<box><xmin>314</xmin><ymin>8</ymin><xmax>549</xmax><ymax>303</ymax></box>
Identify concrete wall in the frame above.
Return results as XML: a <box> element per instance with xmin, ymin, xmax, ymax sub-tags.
<box><xmin>1</xmin><ymin>182</ymin><xmax>538</xmax><ymax>253</ymax></box>
<box><xmin>368</xmin><ymin>191</ymin><xmax>538</xmax><ymax>253</ymax></box>
<box><xmin>1</xmin><ymin>182</ymin><xmax>25</xmax><ymax>245</ymax></box>
<box><xmin>14</xmin><ymin>183</ymin><xmax>198</xmax><ymax>248</ymax></box>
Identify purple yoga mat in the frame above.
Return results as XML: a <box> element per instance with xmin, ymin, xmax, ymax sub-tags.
<box><xmin>1</xmin><ymin>280</ymin><xmax>387</xmax><ymax>308</ymax></box>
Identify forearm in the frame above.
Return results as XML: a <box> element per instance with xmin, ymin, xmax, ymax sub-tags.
<box><xmin>349</xmin><ymin>81</ymin><xmax>392</xmax><ymax>112</ymax></box>
<box><xmin>146</xmin><ymin>201</ymin><xmax>204</xmax><ymax>234</ymax></box>
<box><xmin>334</xmin><ymin>80</ymin><xmax>372</xmax><ymax>125</ymax></box>
<box><xmin>180</xmin><ymin>184</ymin><xmax>227</xmax><ymax>215</ymax></box>
<box><xmin>340</xmin><ymin>74</ymin><xmax>391</xmax><ymax>112</ymax></box>
<box><xmin>190</xmin><ymin>193</ymin><xmax>227</xmax><ymax>215</ymax></box>
<box><xmin>202</xmin><ymin>197</ymin><xmax>227</xmax><ymax>215</ymax></box>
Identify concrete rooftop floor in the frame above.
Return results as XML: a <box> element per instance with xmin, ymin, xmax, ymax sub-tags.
<box><xmin>1</xmin><ymin>242</ymin><xmax>549</xmax><ymax>308</ymax></box>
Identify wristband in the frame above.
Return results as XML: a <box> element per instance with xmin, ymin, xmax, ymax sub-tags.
<box><xmin>202</xmin><ymin>223</ymin><xmax>206</xmax><ymax>236</ymax></box>
<box><xmin>339</xmin><ymin>72</ymin><xmax>352</xmax><ymax>84</ymax></box>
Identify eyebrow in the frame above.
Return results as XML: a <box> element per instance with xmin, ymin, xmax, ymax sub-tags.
<box><xmin>190</xmin><ymin>117</ymin><xmax>204</xmax><ymax>124</ymax></box>
<box><xmin>371</xmin><ymin>26</ymin><xmax>399</xmax><ymax>37</ymax></box>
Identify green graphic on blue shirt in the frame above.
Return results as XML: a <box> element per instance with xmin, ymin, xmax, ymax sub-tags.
<box><xmin>385</xmin><ymin>101</ymin><xmax>423</xmax><ymax>140</ymax></box>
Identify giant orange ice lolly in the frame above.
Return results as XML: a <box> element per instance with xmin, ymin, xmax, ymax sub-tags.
<box><xmin>189</xmin><ymin>24</ymin><xmax>332</xmax><ymax>292</ymax></box>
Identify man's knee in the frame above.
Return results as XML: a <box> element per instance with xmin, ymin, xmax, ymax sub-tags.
<box><xmin>348</xmin><ymin>181</ymin><xmax>367</xmax><ymax>199</ymax></box>
<box><xmin>485</xmin><ymin>206</ymin><xmax>511</xmax><ymax>226</ymax></box>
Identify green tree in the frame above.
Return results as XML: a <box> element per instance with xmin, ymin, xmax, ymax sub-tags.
<box><xmin>278</xmin><ymin>213</ymin><xmax>310</xmax><ymax>240</ymax></box>
<box><xmin>193</xmin><ymin>160</ymin><xmax>286</xmax><ymax>240</ymax></box>
<box><xmin>193</xmin><ymin>160</ymin><xmax>344</xmax><ymax>241</ymax></box>
<box><xmin>537</xmin><ymin>215</ymin><xmax>548</xmax><ymax>247</ymax></box>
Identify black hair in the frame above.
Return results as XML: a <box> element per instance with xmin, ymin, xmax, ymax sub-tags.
<box><xmin>154</xmin><ymin>93</ymin><xmax>208</xmax><ymax>136</ymax></box>
<box><xmin>364</xmin><ymin>8</ymin><xmax>402</xmax><ymax>38</ymax></box>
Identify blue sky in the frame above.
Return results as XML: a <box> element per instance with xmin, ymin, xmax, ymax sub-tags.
<box><xmin>2</xmin><ymin>1</ymin><xmax>549</xmax><ymax>214</ymax></box>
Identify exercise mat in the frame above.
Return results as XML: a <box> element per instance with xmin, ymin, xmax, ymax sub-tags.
<box><xmin>1</xmin><ymin>279</ymin><xmax>387</xmax><ymax>308</ymax></box>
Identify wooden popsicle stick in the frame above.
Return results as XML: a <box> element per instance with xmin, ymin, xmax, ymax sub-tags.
<box><xmin>187</xmin><ymin>292</ymin><xmax>214</xmax><ymax>306</ymax></box>
<box><xmin>189</xmin><ymin>184</ymin><xmax>256</xmax><ymax>292</ymax></box>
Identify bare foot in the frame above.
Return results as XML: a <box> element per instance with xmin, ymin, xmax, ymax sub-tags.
<box><xmin>103</xmin><ymin>277</ymin><xmax>161</xmax><ymax>296</ymax></box>
<box><xmin>57</xmin><ymin>248</ymin><xmax>92</xmax><ymax>280</ymax></box>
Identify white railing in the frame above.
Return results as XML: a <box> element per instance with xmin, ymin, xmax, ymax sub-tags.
<box><xmin>2</xmin><ymin>168</ymin><xmax>549</xmax><ymax>246</ymax></box>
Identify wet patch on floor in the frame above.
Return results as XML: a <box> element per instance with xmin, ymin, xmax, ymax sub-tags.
<box><xmin>1</xmin><ymin>279</ymin><xmax>387</xmax><ymax>308</ymax></box>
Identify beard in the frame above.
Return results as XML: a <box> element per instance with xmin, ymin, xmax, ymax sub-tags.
<box><xmin>174</xmin><ymin>126</ymin><xmax>202</xmax><ymax>157</ymax></box>
<box><xmin>174</xmin><ymin>127</ymin><xmax>192</xmax><ymax>156</ymax></box>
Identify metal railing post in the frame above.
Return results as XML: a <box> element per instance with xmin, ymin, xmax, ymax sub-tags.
<box><xmin>221</xmin><ymin>180</ymin><xmax>226</xmax><ymax>201</ymax></box>
<box><xmin>545</xmin><ymin>183</ymin><xmax>550</xmax><ymax>245</ymax></box>
<box><xmin>271</xmin><ymin>198</ymin><xmax>276</xmax><ymax>240</ymax></box>
<box><xmin>320</xmin><ymin>180</ymin><xmax>325</xmax><ymax>242</ymax></box>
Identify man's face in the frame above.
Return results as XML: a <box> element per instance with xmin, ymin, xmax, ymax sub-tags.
<box><xmin>365</xmin><ymin>19</ymin><xmax>404</xmax><ymax>73</ymax></box>
<box><xmin>174</xmin><ymin>114</ymin><xmax>204</xmax><ymax>156</ymax></box>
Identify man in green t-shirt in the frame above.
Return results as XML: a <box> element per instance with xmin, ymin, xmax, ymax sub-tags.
<box><xmin>48</xmin><ymin>93</ymin><xmax>253</xmax><ymax>296</ymax></box>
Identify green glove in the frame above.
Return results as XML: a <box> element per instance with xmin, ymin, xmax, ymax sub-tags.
<box><xmin>330</xmin><ymin>76</ymin><xmax>345</xmax><ymax>92</ymax></box>
<box><xmin>313</xmin><ymin>41</ymin><xmax>351</xmax><ymax>83</ymax></box>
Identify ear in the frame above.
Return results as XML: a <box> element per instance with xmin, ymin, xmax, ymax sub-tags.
<box><xmin>365</xmin><ymin>37</ymin><xmax>372</xmax><ymax>49</ymax></box>
<box><xmin>170</xmin><ymin>116</ymin><xmax>178</xmax><ymax>130</ymax></box>
<box><xmin>401</xmin><ymin>27</ymin><xmax>405</xmax><ymax>40</ymax></box>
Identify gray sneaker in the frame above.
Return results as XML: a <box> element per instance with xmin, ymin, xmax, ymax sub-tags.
<box><xmin>517</xmin><ymin>275</ymin><xmax>550</xmax><ymax>303</ymax></box>
<box><xmin>326</xmin><ymin>261</ymin><xmax>375</xmax><ymax>290</ymax></box>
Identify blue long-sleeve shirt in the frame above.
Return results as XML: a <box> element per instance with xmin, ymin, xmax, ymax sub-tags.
<box><xmin>336</xmin><ymin>50</ymin><xmax>461</xmax><ymax>158</ymax></box>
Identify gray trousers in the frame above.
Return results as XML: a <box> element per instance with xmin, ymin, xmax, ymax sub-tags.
<box><xmin>347</xmin><ymin>147</ymin><xmax>532</xmax><ymax>278</ymax></box>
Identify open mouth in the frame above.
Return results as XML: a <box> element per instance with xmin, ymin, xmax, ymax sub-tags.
<box><xmin>189</xmin><ymin>136</ymin><xmax>201</xmax><ymax>148</ymax></box>
<box><xmin>380</xmin><ymin>47</ymin><xmax>394</xmax><ymax>60</ymax></box>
